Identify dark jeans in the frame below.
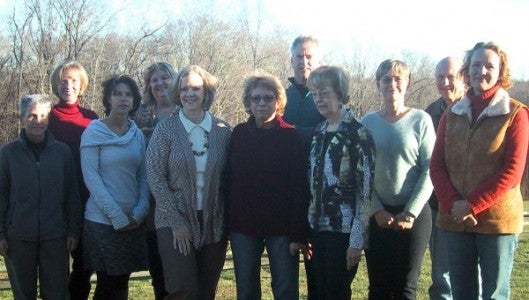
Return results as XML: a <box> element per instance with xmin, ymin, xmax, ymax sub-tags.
<box><xmin>146</xmin><ymin>230</ymin><xmax>167</xmax><ymax>300</ymax></box>
<box><xmin>366</xmin><ymin>205</ymin><xmax>431</xmax><ymax>300</ymax></box>
<box><xmin>310</xmin><ymin>231</ymin><xmax>359</xmax><ymax>300</ymax></box>
<box><xmin>69</xmin><ymin>238</ymin><xmax>94</xmax><ymax>300</ymax></box>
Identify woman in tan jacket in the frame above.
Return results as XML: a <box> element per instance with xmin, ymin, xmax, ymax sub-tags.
<box><xmin>430</xmin><ymin>41</ymin><xmax>529</xmax><ymax>300</ymax></box>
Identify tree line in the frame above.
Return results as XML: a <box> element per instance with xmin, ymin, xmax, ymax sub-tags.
<box><xmin>1</xmin><ymin>0</ymin><xmax>528</xmax><ymax>145</ymax></box>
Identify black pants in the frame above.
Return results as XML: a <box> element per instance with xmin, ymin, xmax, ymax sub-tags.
<box><xmin>69</xmin><ymin>238</ymin><xmax>94</xmax><ymax>300</ymax></box>
<box><xmin>304</xmin><ymin>248</ymin><xmax>318</xmax><ymax>300</ymax></box>
<box><xmin>146</xmin><ymin>230</ymin><xmax>167</xmax><ymax>300</ymax></box>
<box><xmin>365</xmin><ymin>205</ymin><xmax>431</xmax><ymax>300</ymax></box>
<box><xmin>310</xmin><ymin>231</ymin><xmax>359</xmax><ymax>300</ymax></box>
<box><xmin>93</xmin><ymin>272</ymin><xmax>130</xmax><ymax>300</ymax></box>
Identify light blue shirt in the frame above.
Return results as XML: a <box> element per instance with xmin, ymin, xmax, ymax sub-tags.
<box><xmin>361</xmin><ymin>109</ymin><xmax>435</xmax><ymax>217</ymax></box>
<box><xmin>80</xmin><ymin>119</ymin><xmax>149</xmax><ymax>229</ymax></box>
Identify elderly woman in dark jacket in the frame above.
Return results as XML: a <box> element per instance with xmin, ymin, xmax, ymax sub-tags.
<box><xmin>0</xmin><ymin>94</ymin><xmax>81</xmax><ymax>299</ymax></box>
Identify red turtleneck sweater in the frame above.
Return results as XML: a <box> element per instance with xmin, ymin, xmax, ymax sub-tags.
<box><xmin>48</xmin><ymin>100</ymin><xmax>98</xmax><ymax>203</ymax></box>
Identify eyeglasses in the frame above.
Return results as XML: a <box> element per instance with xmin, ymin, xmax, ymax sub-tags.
<box><xmin>250</xmin><ymin>95</ymin><xmax>276</xmax><ymax>104</ymax></box>
<box><xmin>310</xmin><ymin>89</ymin><xmax>333</xmax><ymax>100</ymax></box>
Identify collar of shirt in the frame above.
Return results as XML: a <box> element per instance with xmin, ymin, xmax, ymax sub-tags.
<box><xmin>179</xmin><ymin>110</ymin><xmax>213</xmax><ymax>133</ymax></box>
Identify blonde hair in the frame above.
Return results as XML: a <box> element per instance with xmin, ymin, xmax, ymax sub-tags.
<box><xmin>375</xmin><ymin>59</ymin><xmax>411</xmax><ymax>89</ymax></box>
<box><xmin>50</xmin><ymin>61</ymin><xmax>89</xmax><ymax>100</ymax></box>
<box><xmin>173</xmin><ymin>65</ymin><xmax>217</xmax><ymax>110</ymax></box>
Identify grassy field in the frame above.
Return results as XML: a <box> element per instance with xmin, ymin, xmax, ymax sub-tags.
<box><xmin>0</xmin><ymin>214</ymin><xmax>528</xmax><ymax>299</ymax></box>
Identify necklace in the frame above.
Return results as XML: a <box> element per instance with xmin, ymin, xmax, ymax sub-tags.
<box><xmin>191</xmin><ymin>131</ymin><xmax>209</xmax><ymax>156</ymax></box>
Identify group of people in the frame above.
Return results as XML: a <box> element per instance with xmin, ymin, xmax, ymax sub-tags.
<box><xmin>0</xmin><ymin>34</ymin><xmax>526</xmax><ymax>300</ymax></box>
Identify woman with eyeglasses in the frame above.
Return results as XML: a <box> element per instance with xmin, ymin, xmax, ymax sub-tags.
<box><xmin>146</xmin><ymin>65</ymin><xmax>231</xmax><ymax>300</ymax></box>
<box><xmin>224</xmin><ymin>71</ymin><xmax>308</xmax><ymax>299</ymax></box>
<box><xmin>361</xmin><ymin>59</ymin><xmax>435</xmax><ymax>299</ymax></box>
<box><xmin>307</xmin><ymin>65</ymin><xmax>375</xmax><ymax>299</ymax></box>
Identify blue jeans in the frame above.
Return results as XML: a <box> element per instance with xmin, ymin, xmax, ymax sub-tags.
<box><xmin>230</xmin><ymin>233</ymin><xmax>299</xmax><ymax>300</ymax></box>
<box><xmin>428</xmin><ymin>209</ymin><xmax>452</xmax><ymax>300</ymax></box>
<box><xmin>445</xmin><ymin>231</ymin><xmax>517</xmax><ymax>300</ymax></box>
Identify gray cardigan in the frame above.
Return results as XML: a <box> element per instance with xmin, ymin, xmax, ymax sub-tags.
<box><xmin>146</xmin><ymin>112</ymin><xmax>231</xmax><ymax>249</ymax></box>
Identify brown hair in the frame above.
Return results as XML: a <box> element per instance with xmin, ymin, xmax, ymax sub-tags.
<box><xmin>242</xmin><ymin>70</ymin><xmax>287</xmax><ymax>116</ymax></box>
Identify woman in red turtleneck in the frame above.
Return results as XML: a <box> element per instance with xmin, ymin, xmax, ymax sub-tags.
<box><xmin>430</xmin><ymin>42</ymin><xmax>529</xmax><ymax>300</ymax></box>
<box><xmin>48</xmin><ymin>61</ymin><xmax>98</xmax><ymax>300</ymax></box>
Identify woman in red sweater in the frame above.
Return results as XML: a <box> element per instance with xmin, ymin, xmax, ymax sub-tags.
<box><xmin>225</xmin><ymin>71</ymin><xmax>308</xmax><ymax>299</ymax></box>
<box><xmin>430</xmin><ymin>42</ymin><xmax>529</xmax><ymax>299</ymax></box>
<box><xmin>48</xmin><ymin>61</ymin><xmax>98</xmax><ymax>300</ymax></box>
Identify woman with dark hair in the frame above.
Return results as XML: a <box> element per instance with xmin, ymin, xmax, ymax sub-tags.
<box><xmin>80</xmin><ymin>75</ymin><xmax>149</xmax><ymax>299</ymax></box>
<box><xmin>430</xmin><ymin>41</ymin><xmax>529</xmax><ymax>299</ymax></box>
<box><xmin>147</xmin><ymin>65</ymin><xmax>231</xmax><ymax>300</ymax></box>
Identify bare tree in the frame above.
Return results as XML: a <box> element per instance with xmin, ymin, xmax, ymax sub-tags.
<box><xmin>53</xmin><ymin>0</ymin><xmax>116</xmax><ymax>61</ymax></box>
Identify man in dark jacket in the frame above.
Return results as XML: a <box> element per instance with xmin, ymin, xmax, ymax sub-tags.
<box><xmin>283</xmin><ymin>35</ymin><xmax>323</xmax><ymax>300</ymax></box>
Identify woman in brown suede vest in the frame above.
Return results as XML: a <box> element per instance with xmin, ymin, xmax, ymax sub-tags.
<box><xmin>430</xmin><ymin>41</ymin><xmax>529</xmax><ymax>300</ymax></box>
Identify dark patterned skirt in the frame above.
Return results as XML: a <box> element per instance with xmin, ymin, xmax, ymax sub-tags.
<box><xmin>83</xmin><ymin>219</ymin><xmax>147</xmax><ymax>275</ymax></box>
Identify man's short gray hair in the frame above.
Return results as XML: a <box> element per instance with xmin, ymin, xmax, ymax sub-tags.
<box><xmin>291</xmin><ymin>35</ymin><xmax>320</xmax><ymax>56</ymax></box>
